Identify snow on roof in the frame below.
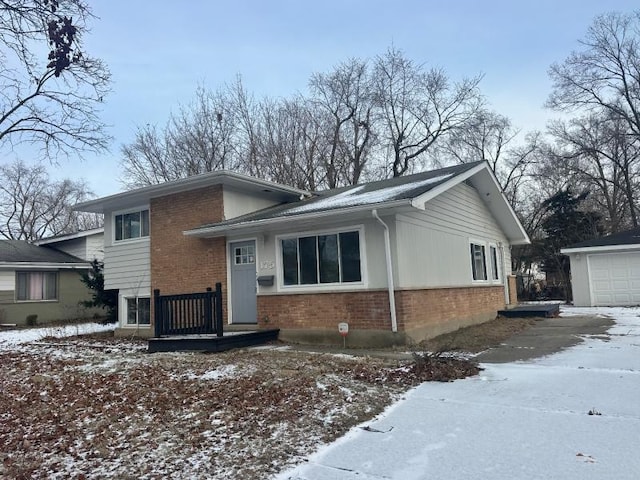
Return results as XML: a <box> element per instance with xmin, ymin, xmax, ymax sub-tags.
<box><xmin>285</xmin><ymin>173</ymin><xmax>454</xmax><ymax>215</ymax></box>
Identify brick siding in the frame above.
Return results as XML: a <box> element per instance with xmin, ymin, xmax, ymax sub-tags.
<box><xmin>258</xmin><ymin>285</ymin><xmax>505</xmax><ymax>337</ymax></box>
<box><xmin>258</xmin><ymin>290</ymin><xmax>391</xmax><ymax>330</ymax></box>
<box><xmin>150</xmin><ymin>185</ymin><xmax>228</xmax><ymax>321</ymax></box>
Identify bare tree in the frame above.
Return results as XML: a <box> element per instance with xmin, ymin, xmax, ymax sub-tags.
<box><xmin>251</xmin><ymin>96</ymin><xmax>326</xmax><ymax>190</ymax></box>
<box><xmin>309</xmin><ymin>58</ymin><xmax>376</xmax><ymax>187</ymax></box>
<box><xmin>434</xmin><ymin>109</ymin><xmax>541</xmax><ymax>206</ymax></box>
<box><xmin>373</xmin><ymin>47</ymin><xmax>483</xmax><ymax>177</ymax></box>
<box><xmin>0</xmin><ymin>160</ymin><xmax>99</xmax><ymax>241</ymax></box>
<box><xmin>0</xmin><ymin>0</ymin><xmax>110</xmax><ymax>161</ymax></box>
<box><xmin>548</xmin><ymin>111</ymin><xmax>639</xmax><ymax>231</ymax></box>
<box><xmin>120</xmin><ymin>86</ymin><xmax>238</xmax><ymax>188</ymax></box>
<box><xmin>548</xmin><ymin>11</ymin><xmax>640</xmax><ymax>139</ymax></box>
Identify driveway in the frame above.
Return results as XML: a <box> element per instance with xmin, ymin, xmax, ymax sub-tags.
<box><xmin>276</xmin><ymin>307</ymin><xmax>640</xmax><ymax>480</ymax></box>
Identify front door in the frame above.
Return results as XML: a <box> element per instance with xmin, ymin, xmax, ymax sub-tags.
<box><xmin>230</xmin><ymin>240</ymin><xmax>257</xmax><ymax>324</ymax></box>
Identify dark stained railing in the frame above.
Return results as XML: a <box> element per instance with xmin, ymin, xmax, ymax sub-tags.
<box><xmin>153</xmin><ymin>283</ymin><xmax>223</xmax><ymax>337</ymax></box>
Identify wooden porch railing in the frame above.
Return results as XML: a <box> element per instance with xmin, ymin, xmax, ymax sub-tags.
<box><xmin>153</xmin><ymin>283</ymin><xmax>223</xmax><ymax>337</ymax></box>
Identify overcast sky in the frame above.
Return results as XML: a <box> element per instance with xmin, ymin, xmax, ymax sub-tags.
<box><xmin>14</xmin><ymin>0</ymin><xmax>640</xmax><ymax>197</ymax></box>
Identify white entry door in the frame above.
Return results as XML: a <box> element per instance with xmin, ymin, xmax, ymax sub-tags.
<box><xmin>588</xmin><ymin>252</ymin><xmax>640</xmax><ymax>306</ymax></box>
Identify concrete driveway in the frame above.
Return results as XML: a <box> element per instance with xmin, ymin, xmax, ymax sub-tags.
<box><xmin>474</xmin><ymin>314</ymin><xmax>615</xmax><ymax>363</ymax></box>
<box><xmin>277</xmin><ymin>307</ymin><xmax>640</xmax><ymax>480</ymax></box>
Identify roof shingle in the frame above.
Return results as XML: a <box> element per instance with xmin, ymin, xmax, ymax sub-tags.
<box><xmin>0</xmin><ymin>240</ymin><xmax>87</xmax><ymax>264</ymax></box>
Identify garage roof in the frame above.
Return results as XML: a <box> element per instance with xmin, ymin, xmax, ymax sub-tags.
<box><xmin>562</xmin><ymin>227</ymin><xmax>640</xmax><ymax>253</ymax></box>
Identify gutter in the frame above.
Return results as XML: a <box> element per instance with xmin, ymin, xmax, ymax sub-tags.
<box><xmin>0</xmin><ymin>262</ymin><xmax>90</xmax><ymax>269</ymax></box>
<box><xmin>499</xmin><ymin>243</ymin><xmax>510</xmax><ymax>305</ymax></box>
<box><xmin>184</xmin><ymin>199</ymin><xmax>413</xmax><ymax>238</ymax></box>
<box><xmin>372</xmin><ymin>209</ymin><xmax>398</xmax><ymax>333</ymax></box>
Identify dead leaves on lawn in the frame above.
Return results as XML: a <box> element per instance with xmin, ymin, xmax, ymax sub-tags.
<box><xmin>0</xmin><ymin>340</ymin><xmax>481</xmax><ymax>479</ymax></box>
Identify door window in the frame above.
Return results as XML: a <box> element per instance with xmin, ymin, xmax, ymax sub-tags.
<box><xmin>234</xmin><ymin>244</ymin><xmax>255</xmax><ymax>265</ymax></box>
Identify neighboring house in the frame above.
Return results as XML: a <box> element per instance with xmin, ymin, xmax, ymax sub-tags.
<box><xmin>561</xmin><ymin>227</ymin><xmax>640</xmax><ymax>307</ymax></box>
<box><xmin>74</xmin><ymin>161</ymin><xmax>530</xmax><ymax>346</ymax></box>
<box><xmin>0</xmin><ymin>240</ymin><xmax>98</xmax><ymax>325</ymax></box>
<box><xmin>34</xmin><ymin>228</ymin><xmax>105</xmax><ymax>262</ymax></box>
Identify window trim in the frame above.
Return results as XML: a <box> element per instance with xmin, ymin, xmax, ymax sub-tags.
<box><xmin>469</xmin><ymin>239</ymin><xmax>505</xmax><ymax>284</ymax></box>
<box><xmin>275</xmin><ymin>225</ymin><xmax>367</xmax><ymax>292</ymax></box>
<box><xmin>121</xmin><ymin>295</ymin><xmax>151</xmax><ymax>327</ymax></box>
<box><xmin>112</xmin><ymin>206</ymin><xmax>150</xmax><ymax>244</ymax></box>
<box><xmin>489</xmin><ymin>243</ymin><xmax>501</xmax><ymax>282</ymax></box>
<box><xmin>15</xmin><ymin>271</ymin><xmax>58</xmax><ymax>302</ymax></box>
<box><xmin>469</xmin><ymin>240</ymin><xmax>488</xmax><ymax>282</ymax></box>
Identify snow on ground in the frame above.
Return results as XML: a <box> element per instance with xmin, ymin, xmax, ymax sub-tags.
<box><xmin>278</xmin><ymin>306</ymin><xmax>640</xmax><ymax>480</ymax></box>
<box><xmin>0</xmin><ymin>322</ymin><xmax>115</xmax><ymax>349</ymax></box>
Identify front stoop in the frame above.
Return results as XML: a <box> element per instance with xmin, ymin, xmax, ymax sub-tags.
<box><xmin>147</xmin><ymin>329</ymin><xmax>280</xmax><ymax>353</ymax></box>
<box><xmin>498</xmin><ymin>304</ymin><xmax>561</xmax><ymax>318</ymax></box>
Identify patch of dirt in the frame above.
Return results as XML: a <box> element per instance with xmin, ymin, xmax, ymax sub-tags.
<box><xmin>419</xmin><ymin>316</ymin><xmax>540</xmax><ymax>353</ymax></box>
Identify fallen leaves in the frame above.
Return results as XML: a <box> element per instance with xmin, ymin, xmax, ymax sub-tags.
<box><xmin>0</xmin><ymin>337</ymin><xmax>481</xmax><ymax>479</ymax></box>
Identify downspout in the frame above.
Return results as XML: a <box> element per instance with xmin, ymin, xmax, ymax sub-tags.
<box><xmin>372</xmin><ymin>209</ymin><xmax>398</xmax><ymax>333</ymax></box>
<box><xmin>499</xmin><ymin>243</ymin><xmax>510</xmax><ymax>305</ymax></box>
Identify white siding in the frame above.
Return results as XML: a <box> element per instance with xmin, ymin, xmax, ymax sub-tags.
<box><xmin>0</xmin><ymin>270</ymin><xmax>15</xmax><ymax>291</ymax></box>
<box><xmin>104</xmin><ymin>239</ymin><xmax>150</xmax><ymax>291</ymax></box>
<box><xmin>223</xmin><ymin>187</ymin><xmax>281</xmax><ymax>220</ymax></box>
<box><xmin>86</xmin><ymin>234</ymin><xmax>104</xmax><ymax>261</ymax></box>
<box><xmin>50</xmin><ymin>238</ymin><xmax>86</xmax><ymax>259</ymax></box>
<box><xmin>568</xmin><ymin>253</ymin><xmax>591</xmax><ymax>306</ymax></box>
<box><xmin>395</xmin><ymin>182</ymin><xmax>511</xmax><ymax>289</ymax></box>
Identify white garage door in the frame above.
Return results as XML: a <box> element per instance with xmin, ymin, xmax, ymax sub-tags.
<box><xmin>589</xmin><ymin>252</ymin><xmax>640</xmax><ymax>306</ymax></box>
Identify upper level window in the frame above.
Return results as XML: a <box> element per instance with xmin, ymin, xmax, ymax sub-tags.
<box><xmin>282</xmin><ymin>231</ymin><xmax>362</xmax><ymax>286</ymax></box>
<box><xmin>115</xmin><ymin>210</ymin><xmax>149</xmax><ymax>241</ymax></box>
<box><xmin>470</xmin><ymin>243</ymin><xmax>487</xmax><ymax>281</ymax></box>
<box><xmin>16</xmin><ymin>271</ymin><xmax>57</xmax><ymax>301</ymax></box>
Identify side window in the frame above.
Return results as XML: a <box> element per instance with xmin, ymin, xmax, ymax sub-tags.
<box><xmin>470</xmin><ymin>243</ymin><xmax>487</xmax><ymax>281</ymax></box>
<box><xmin>490</xmin><ymin>246</ymin><xmax>500</xmax><ymax>281</ymax></box>
<box><xmin>16</xmin><ymin>272</ymin><xmax>58</xmax><ymax>301</ymax></box>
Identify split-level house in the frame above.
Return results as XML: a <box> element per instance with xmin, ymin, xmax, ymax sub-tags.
<box><xmin>74</xmin><ymin>161</ymin><xmax>529</xmax><ymax>346</ymax></box>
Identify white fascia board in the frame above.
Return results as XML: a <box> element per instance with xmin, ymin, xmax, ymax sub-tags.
<box><xmin>412</xmin><ymin>162</ymin><xmax>530</xmax><ymax>245</ymax></box>
<box><xmin>410</xmin><ymin>162</ymin><xmax>487</xmax><ymax>209</ymax></box>
<box><xmin>561</xmin><ymin>244</ymin><xmax>640</xmax><ymax>254</ymax></box>
<box><xmin>0</xmin><ymin>262</ymin><xmax>90</xmax><ymax>269</ymax></box>
<box><xmin>184</xmin><ymin>199</ymin><xmax>412</xmax><ymax>238</ymax></box>
<box><xmin>34</xmin><ymin>228</ymin><xmax>104</xmax><ymax>245</ymax></box>
<box><xmin>74</xmin><ymin>171</ymin><xmax>309</xmax><ymax>214</ymax></box>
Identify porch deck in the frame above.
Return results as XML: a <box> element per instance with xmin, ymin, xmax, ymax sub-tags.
<box><xmin>148</xmin><ymin>329</ymin><xmax>280</xmax><ymax>353</ymax></box>
<box><xmin>498</xmin><ymin>303</ymin><xmax>561</xmax><ymax>318</ymax></box>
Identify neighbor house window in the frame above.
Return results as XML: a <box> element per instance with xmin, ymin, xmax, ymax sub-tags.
<box><xmin>16</xmin><ymin>272</ymin><xmax>58</xmax><ymax>301</ymax></box>
<box><xmin>470</xmin><ymin>243</ymin><xmax>487</xmax><ymax>281</ymax></box>
<box><xmin>490</xmin><ymin>245</ymin><xmax>500</xmax><ymax>281</ymax></box>
<box><xmin>126</xmin><ymin>297</ymin><xmax>150</xmax><ymax>325</ymax></box>
<box><xmin>115</xmin><ymin>209</ymin><xmax>149</xmax><ymax>241</ymax></box>
<box><xmin>281</xmin><ymin>231</ymin><xmax>362</xmax><ymax>286</ymax></box>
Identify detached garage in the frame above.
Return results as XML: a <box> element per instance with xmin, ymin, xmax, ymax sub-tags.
<box><xmin>562</xmin><ymin>228</ymin><xmax>640</xmax><ymax>307</ymax></box>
